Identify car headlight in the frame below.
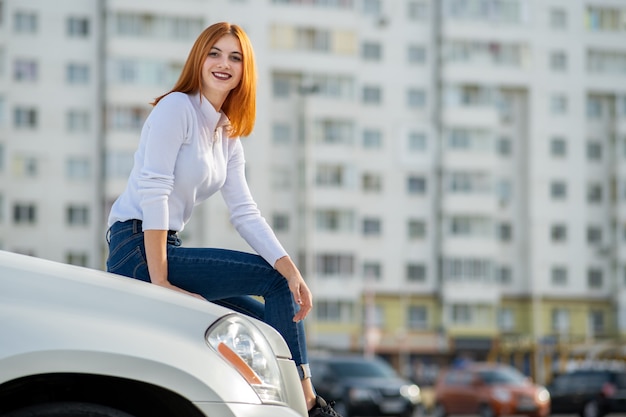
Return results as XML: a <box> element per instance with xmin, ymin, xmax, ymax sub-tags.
<box><xmin>400</xmin><ymin>384</ymin><xmax>421</xmax><ymax>404</ymax></box>
<box><xmin>492</xmin><ymin>387</ymin><xmax>511</xmax><ymax>403</ymax></box>
<box><xmin>536</xmin><ymin>386</ymin><xmax>550</xmax><ymax>403</ymax></box>
<box><xmin>349</xmin><ymin>387</ymin><xmax>377</xmax><ymax>402</ymax></box>
<box><xmin>206</xmin><ymin>314</ymin><xmax>286</xmax><ymax>404</ymax></box>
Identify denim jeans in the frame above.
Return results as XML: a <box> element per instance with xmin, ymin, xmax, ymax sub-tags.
<box><xmin>106</xmin><ymin>219</ymin><xmax>310</xmax><ymax>378</ymax></box>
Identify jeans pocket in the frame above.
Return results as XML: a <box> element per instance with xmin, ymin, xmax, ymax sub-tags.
<box><xmin>107</xmin><ymin>245</ymin><xmax>149</xmax><ymax>282</ymax></box>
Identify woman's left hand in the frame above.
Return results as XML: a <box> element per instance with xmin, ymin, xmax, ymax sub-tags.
<box><xmin>287</xmin><ymin>275</ymin><xmax>313</xmax><ymax>322</ymax></box>
<box><xmin>274</xmin><ymin>256</ymin><xmax>313</xmax><ymax>322</ymax></box>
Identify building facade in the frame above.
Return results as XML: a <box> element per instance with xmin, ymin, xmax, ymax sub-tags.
<box><xmin>1</xmin><ymin>0</ymin><xmax>625</xmax><ymax>382</ymax></box>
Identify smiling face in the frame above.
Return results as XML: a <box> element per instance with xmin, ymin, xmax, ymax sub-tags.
<box><xmin>201</xmin><ymin>34</ymin><xmax>243</xmax><ymax>110</ymax></box>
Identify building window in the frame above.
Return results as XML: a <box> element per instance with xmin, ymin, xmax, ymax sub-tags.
<box><xmin>362</xmin><ymin>85</ymin><xmax>382</xmax><ymax>104</ymax></box>
<box><xmin>406</xmin><ymin>263</ymin><xmax>426</xmax><ymax>282</ymax></box>
<box><xmin>550</xmin><ymin>8</ymin><xmax>567</xmax><ymax>29</ymax></box>
<box><xmin>316</xmin><ymin>301</ymin><xmax>342</xmax><ymax>322</ymax></box>
<box><xmin>66</xmin><ymin>252</ymin><xmax>88</xmax><ymax>267</ymax></box>
<box><xmin>362</xmin><ymin>217</ymin><xmax>381</xmax><ymax>236</ymax></box>
<box><xmin>362</xmin><ymin>0</ymin><xmax>381</xmax><ymax>15</ymax></box>
<box><xmin>272</xmin><ymin>123</ymin><xmax>291</xmax><ymax>144</ymax></box>
<box><xmin>550</xmin><ymin>51</ymin><xmax>567</xmax><ymax>71</ymax></box>
<box><xmin>408</xmin><ymin>305</ymin><xmax>428</xmax><ymax>330</ymax></box>
<box><xmin>272</xmin><ymin>213</ymin><xmax>289</xmax><ymax>232</ymax></box>
<box><xmin>587</xmin><ymin>97</ymin><xmax>603</xmax><ymax>119</ymax></box>
<box><xmin>587</xmin><ymin>226</ymin><xmax>603</xmax><ymax>245</ymax></box>
<box><xmin>408</xmin><ymin>132</ymin><xmax>427</xmax><ymax>151</ymax></box>
<box><xmin>315</xmin><ymin>253</ymin><xmax>354</xmax><ymax>276</ymax></box>
<box><xmin>551</xmin><ymin>266</ymin><xmax>568</xmax><ymax>286</ymax></box>
<box><xmin>498</xmin><ymin>308</ymin><xmax>515</xmax><ymax>331</ymax></box>
<box><xmin>67</xmin><ymin>16</ymin><xmax>89</xmax><ymax>37</ymax></box>
<box><xmin>272</xmin><ymin>74</ymin><xmax>291</xmax><ymax>98</ymax></box>
<box><xmin>361</xmin><ymin>41</ymin><xmax>382</xmax><ymax>61</ymax></box>
<box><xmin>587</xmin><ymin>141</ymin><xmax>602</xmax><ymax>161</ymax></box>
<box><xmin>587</xmin><ymin>183</ymin><xmax>603</xmax><ymax>204</ymax></box>
<box><xmin>550</xmin><ymin>137</ymin><xmax>567</xmax><ymax>157</ymax></box>
<box><xmin>407</xmin><ymin>89</ymin><xmax>426</xmax><ymax>109</ymax></box>
<box><xmin>14</xmin><ymin>58</ymin><xmax>37</xmax><ymax>81</ymax></box>
<box><xmin>408</xmin><ymin>219</ymin><xmax>426</xmax><ymax>239</ymax></box>
<box><xmin>498</xmin><ymin>223</ymin><xmax>512</xmax><ymax>242</ymax></box>
<box><xmin>408</xmin><ymin>45</ymin><xmax>426</xmax><ymax>64</ymax></box>
<box><xmin>67</xmin><ymin>205</ymin><xmax>89</xmax><ymax>226</ymax></box>
<box><xmin>67</xmin><ymin>110</ymin><xmax>90</xmax><ymax>132</ymax></box>
<box><xmin>316</xmin><ymin>163</ymin><xmax>345</xmax><ymax>186</ymax></box>
<box><xmin>295</xmin><ymin>27</ymin><xmax>331</xmax><ymax>52</ymax></box>
<box><xmin>451</xmin><ymin>304</ymin><xmax>471</xmax><ymax>324</ymax></box>
<box><xmin>13</xmin><ymin>203</ymin><xmax>36</xmax><ymax>224</ymax></box>
<box><xmin>315</xmin><ymin>119</ymin><xmax>353</xmax><ymax>145</ymax></box>
<box><xmin>107</xmin><ymin>106</ymin><xmax>149</xmax><ymax>132</ymax></box>
<box><xmin>66</xmin><ymin>157</ymin><xmax>91</xmax><ymax>180</ymax></box>
<box><xmin>551</xmin><ymin>94</ymin><xmax>568</xmax><ymax>115</ymax></box>
<box><xmin>14</xmin><ymin>107</ymin><xmax>37</xmax><ymax>128</ymax></box>
<box><xmin>551</xmin><ymin>224</ymin><xmax>567</xmax><ymax>242</ymax></box>
<box><xmin>66</xmin><ymin>63</ymin><xmax>89</xmax><ymax>84</ymax></box>
<box><xmin>407</xmin><ymin>1</ymin><xmax>428</xmax><ymax>20</ymax></box>
<box><xmin>316</xmin><ymin>209</ymin><xmax>354</xmax><ymax>232</ymax></box>
<box><xmin>589</xmin><ymin>310</ymin><xmax>605</xmax><ymax>335</ymax></box>
<box><xmin>14</xmin><ymin>10</ymin><xmax>37</xmax><ymax>33</ymax></box>
<box><xmin>496</xmin><ymin>266</ymin><xmax>512</xmax><ymax>285</ymax></box>
<box><xmin>362</xmin><ymin>172</ymin><xmax>382</xmax><ymax>192</ymax></box>
<box><xmin>552</xmin><ymin>308</ymin><xmax>570</xmax><ymax>334</ymax></box>
<box><xmin>497</xmin><ymin>137</ymin><xmax>511</xmax><ymax>156</ymax></box>
<box><xmin>363</xmin><ymin>261</ymin><xmax>382</xmax><ymax>281</ymax></box>
<box><xmin>550</xmin><ymin>181</ymin><xmax>567</xmax><ymax>200</ymax></box>
<box><xmin>588</xmin><ymin>268</ymin><xmax>603</xmax><ymax>289</ymax></box>
<box><xmin>13</xmin><ymin>155</ymin><xmax>38</xmax><ymax>177</ymax></box>
<box><xmin>407</xmin><ymin>175</ymin><xmax>427</xmax><ymax>194</ymax></box>
<box><xmin>362</xmin><ymin>129</ymin><xmax>382</xmax><ymax>149</ymax></box>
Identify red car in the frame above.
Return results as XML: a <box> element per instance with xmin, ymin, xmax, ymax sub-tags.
<box><xmin>433</xmin><ymin>362</ymin><xmax>550</xmax><ymax>417</ymax></box>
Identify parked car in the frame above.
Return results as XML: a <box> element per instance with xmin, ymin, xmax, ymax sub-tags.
<box><xmin>433</xmin><ymin>362</ymin><xmax>550</xmax><ymax>417</ymax></box>
<box><xmin>308</xmin><ymin>353</ymin><xmax>421</xmax><ymax>417</ymax></box>
<box><xmin>547</xmin><ymin>366</ymin><xmax>626</xmax><ymax>417</ymax></box>
<box><xmin>0</xmin><ymin>250</ymin><xmax>307</xmax><ymax>417</ymax></box>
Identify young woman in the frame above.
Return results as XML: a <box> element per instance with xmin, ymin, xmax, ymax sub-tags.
<box><xmin>106</xmin><ymin>22</ymin><xmax>341</xmax><ymax>417</ymax></box>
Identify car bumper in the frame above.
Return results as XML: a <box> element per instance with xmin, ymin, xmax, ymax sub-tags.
<box><xmin>607</xmin><ymin>397</ymin><xmax>626</xmax><ymax>413</ymax></box>
<box><xmin>194</xmin><ymin>402</ymin><xmax>304</xmax><ymax>417</ymax></box>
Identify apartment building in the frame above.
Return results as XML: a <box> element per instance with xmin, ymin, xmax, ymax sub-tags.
<box><xmin>1</xmin><ymin>0</ymin><xmax>625</xmax><ymax>381</ymax></box>
<box><xmin>0</xmin><ymin>0</ymin><xmax>104</xmax><ymax>267</ymax></box>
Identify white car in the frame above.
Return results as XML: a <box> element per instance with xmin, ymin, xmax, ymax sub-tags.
<box><xmin>0</xmin><ymin>250</ymin><xmax>307</xmax><ymax>417</ymax></box>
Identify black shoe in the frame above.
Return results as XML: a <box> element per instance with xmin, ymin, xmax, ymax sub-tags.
<box><xmin>308</xmin><ymin>395</ymin><xmax>343</xmax><ymax>417</ymax></box>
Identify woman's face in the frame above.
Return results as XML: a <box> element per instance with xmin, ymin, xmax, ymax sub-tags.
<box><xmin>201</xmin><ymin>34</ymin><xmax>243</xmax><ymax>103</ymax></box>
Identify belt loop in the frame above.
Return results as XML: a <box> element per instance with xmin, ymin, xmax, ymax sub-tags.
<box><xmin>132</xmin><ymin>219</ymin><xmax>141</xmax><ymax>234</ymax></box>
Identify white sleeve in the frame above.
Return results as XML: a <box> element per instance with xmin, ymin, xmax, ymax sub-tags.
<box><xmin>220</xmin><ymin>139</ymin><xmax>288</xmax><ymax>266</ymax></box>
<box><xmin>138</xmin><ymin>94</ymin><xmax>192</xmax><ymax>230</ymax></box>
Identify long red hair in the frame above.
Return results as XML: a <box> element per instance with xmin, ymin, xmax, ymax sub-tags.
<box><xmin>152</xmin><ymin>22</ymin><xmax>257</xmax><ymax>138</ymax></box>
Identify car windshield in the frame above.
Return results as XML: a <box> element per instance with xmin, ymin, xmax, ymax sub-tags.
<box><xmin>478</xmin><ymin>368</ymin><xmax>527</xmax><ymax>386</ymax></box>
<box><xmin>329</xmin><ymin>359</ymin><xmax>398</xmax><ymax>378</ymax></box>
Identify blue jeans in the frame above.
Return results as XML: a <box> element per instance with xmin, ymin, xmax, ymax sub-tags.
<box><xmin>106</xmin><ymin>219</ymin><xmax>310</xmax><ymax>378</ymax></box>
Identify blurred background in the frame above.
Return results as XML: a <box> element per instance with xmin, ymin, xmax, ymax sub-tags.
<box><xmin>1</xmin><ymin>0</ymin><xmax>625</xmax><ymax>390</ymax></box>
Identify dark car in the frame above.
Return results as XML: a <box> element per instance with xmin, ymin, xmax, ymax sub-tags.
<box><xmin>309</xmin><ymin>353</ymin><xmax>421</xmax><ymax>417</ymax></box>
<box><xmin>433</xmin><ymin>362</ymin><xmax>550</xmax><ymax>417</ymax></box>
<box><xmin>547</xmin><ymin>367</ymin><xmax>626</xmax><ymax>417</ymax></box>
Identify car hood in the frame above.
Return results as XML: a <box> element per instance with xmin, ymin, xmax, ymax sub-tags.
<box><xmin>0</xmin><ymin>250</ymin><xmax>292</xmax><ymax>359</ymax></box>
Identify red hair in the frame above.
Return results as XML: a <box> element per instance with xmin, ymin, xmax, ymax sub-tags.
<box><xmin>152</xmin><ymin>22</ymin><xmax>257</xmax><ymax>138</ymax></box>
